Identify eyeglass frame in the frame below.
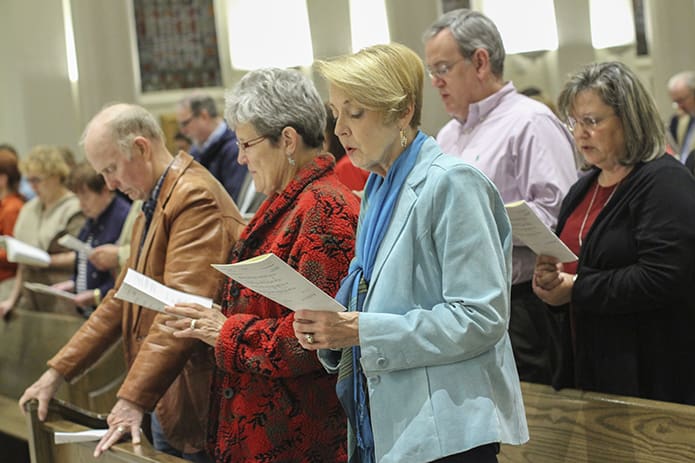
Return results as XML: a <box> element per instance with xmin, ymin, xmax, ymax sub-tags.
<box><xmin>565</xmin><ymin>114</ymin><xmax>617</xmax><ymax>133</ymax></box>
<box><xmin>426</xmin><ymin>58</ymin><xmax>466</xmax><ymax>80</ymax></box>
<box><xmin>26</xmin><ymin>175</ymin><xmax>46</xmax><ymax>184</ymax></box>
<box><xmin>178</xmin><ymin>114</ymin><xmax>197</xmax><ymax>129</ymax></box>
<box><xmin>236</xmin><ymin>135</ymin><xmax>267</xmax><ymax>152</ymax></box>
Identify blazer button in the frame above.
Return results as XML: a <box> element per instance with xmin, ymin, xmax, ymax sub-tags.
<box><xmin>223</xmin><ymin>388</ymin><xmax>234</xmax><ymax>399</ymax></box>
<box><xmin>376</xmin><ymin>357</ymin><xmax>388</xmax><ymax>368</ymax></box>
<box><xmin>230</xmin><ymin>287</ymin><xmax>240</xmax><ymax>298</ymax></box>
<box><xmin>369</xmin><ymin>375</ymin><xmax>381</xmax><ymax>385</ymax></box>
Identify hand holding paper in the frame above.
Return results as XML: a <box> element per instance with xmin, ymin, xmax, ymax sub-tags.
<box><xmin>114</xmin><ymin>268</ymin><xmax>212</xmax><ymax>314</ymax></box>
<box><xmin>24</xmin><ymin>282</ymin><xmax>77</xmax><ymax>303</ymax></box>
<box><xmin>505</xmin><ymin>201</ymin><xmax>577</xmax><ymax>262</ymax></box>
<box><xmin>58</xmin><ymin>234</ymin><xmax>94</xmax><ymax>255</ymax></box>
<box><xmin>212</xmin><ymin>253</ymin><xmax>345</xmax><ymax>312</ymax></box>
<box><xmin>0</xmin><ymin>236</ymin><xmax>50</xmax><ymax>267</ymax></box>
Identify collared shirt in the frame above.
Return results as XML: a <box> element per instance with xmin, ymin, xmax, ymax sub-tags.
<box><xmin>73</xmin><ymin>194</ymin><xmax>131</xmax><ymax>313</ymax></box>
<box><xmin>139</xmin><ymin>164</ymin><xmax>171</xmax><ymax>252</ymax></box>
<box><xmin>437</xmin><ymin>82</ymin><xmax>578</xmax><ymax>283</ymax></box>
<box><xmin>196</xmin><ymin>120</ymin><xmax>227</xmax><ymax>155</ymax></box>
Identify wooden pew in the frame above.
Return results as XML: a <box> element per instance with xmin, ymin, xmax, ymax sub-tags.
<box><xmin>499</xmin><ymin>382</ymin><xmax>695</xmax><ymax>463</ymax></box>
<box><xmin>24</xmin><ymin>398</ymin><xmax>186</xmax><ymax>463</ymax></box>
<box><xmin>0</xmin><ymin>309</ymin><xmax>125</xmax><ymax>461</ymax></box>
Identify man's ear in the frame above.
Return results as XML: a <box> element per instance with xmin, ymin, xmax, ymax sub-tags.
<box><xmin>132</xmin><ymin>136</ymin><xmax>150</xmax><ymax>161</ymax></box>
<box><xmin>472</xmin><ymin>48</ymin><xmax>491</xmax><ymax>77</ymax></box>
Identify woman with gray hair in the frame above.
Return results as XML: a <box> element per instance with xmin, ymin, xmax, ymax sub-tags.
<box><xmin>533</xmin><ymin>61</ymin><xmax>695</xmax><ymax>405</ymax></box>
<box><xmin>164</xmin><ymin>68</ymin><xmax>359</xmax><ymax>462</ymax></box>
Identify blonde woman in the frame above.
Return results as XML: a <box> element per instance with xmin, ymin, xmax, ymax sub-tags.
<box><xmin>293</xmin><ymin>43</ymin><xmax>528</xmax><ymax>463</ymax></box>
<box><xmin>0</xmin><ymin>145</ymin><xmax>83</xmax><ymax>316</ymax></box>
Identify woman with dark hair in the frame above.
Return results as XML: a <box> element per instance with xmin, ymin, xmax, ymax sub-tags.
<box><xmin>0</xmin><ymin>146</ymin><xmax>25</xmax><ymax>299</ymax></box>
<box><xmin>533</xmin><ymin>61</ymin><xmax>695</xmax><ymax>405</ymax></box>
<box><xmin>50</xmin><ymin>161</ymin><xmax>131</xmax><ymax>316</ymax></box>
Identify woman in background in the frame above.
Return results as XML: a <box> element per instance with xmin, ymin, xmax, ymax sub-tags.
<box><xmin>533</xmin><ymin>61</ymin><xmax>695</xmax><ymax>405</ymax></box>
<box><xmin>51</xmin><ymin>162</ymin><xmax>131</xmax><ymax>316</ymax></box>
<box><xmin>0</xmin><ymin>147</ymin><xmax>25</xmax><ymax>300</ymax></box>
<box><xmin>0</xmin><ymin>145</ymin><xmax>84</xmax><ymax>316</ymax></box>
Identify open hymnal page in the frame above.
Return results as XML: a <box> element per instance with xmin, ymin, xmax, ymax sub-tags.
<box><xmin>0</xmin><ymin>236</ymin><xmax>50</xmax><ymax>267</ymax></box>
<box><xmin>504</xmin><ymin>200</ymin><xmax>578</xmax><ymax>262</ymax></box>
<box><xmin>54</xmin><ymin>429</ymin><xmax>108</xmax><ymax>444</ymax></box>
<box><xmin>212</xmin><ymin>253</ymin><xmax>346</xmax><ymax>312</ymax></box>
<box><xmin>24</xmin><ymin>282</ymin><xmax>77</xmax><ymax>302</ymax></box>
<box><xmin>114</xmin><ymin>268</ymin><xmax>213</xmax><ymax>314</ymax></box>
<box><xmin>58</xmin><ymin>234</ymin><xmax>94</xmax><ymax>254</ymax></box>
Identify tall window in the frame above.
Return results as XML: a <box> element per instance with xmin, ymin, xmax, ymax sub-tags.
<box><xmin>226</xmin><ymin>0</ymin><xmax>313</xmax><ymax>70</ymax></box>
<box><xmin>483</xmin><ymin>0</ymin><xmax>558</xmax><ymax>54</ymax></box>
<box><xmin>349</xmin><ymin>0</ymin><xmax>390</xmax><ymax>53</ymax></box>
<box><xmin>589</xmin><ymin>0</ymin><xmax>635</xmax><ymax>49</ymax></box>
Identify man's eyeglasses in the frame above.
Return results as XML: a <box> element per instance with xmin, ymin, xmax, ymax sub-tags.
<box><xmin>566</xmin><ymin>114</ymin><xmax>616</xmax><ymax>133</ymax></box>
<box><xmin>179</xmin><ymin>114</ymin><xmax>197</xmax><ymax>128</ymax></box>
<box><xmin>236</xmin><ymin>135</ymin><xmax>267</xmax><ymax>152</ymax></box>
<box><xmin>426</xmin><ymin>58</ymin><xmax>465</xmax><ymax>79</ymax></box>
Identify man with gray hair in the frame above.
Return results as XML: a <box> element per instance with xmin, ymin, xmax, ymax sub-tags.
<box><xmin>19</xmin><ymin>103</ymin><xmax>245</xmax><ymax>462</ymax></box>
<box><xmin>667</xmin><ymin>71</ymin><xmax>695</xmax><ymax>163</ymax></box>
<box><xmin>176</xmin><ymin>93</ymin><xmax>248</xmax><ymax>203</ymax></box>
<box><xmin>424</xmin><ymin>9</ymin><xmax>578</xmax><ymax>386</ymax></box>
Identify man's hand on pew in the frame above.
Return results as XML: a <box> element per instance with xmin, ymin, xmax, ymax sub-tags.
<box><xmin>94</xmin><ymin>398</ymin><xmax>143</xmax><ymax>458</ymax></box>
<box><xmin>18</xmin><ymin>368</ymin><xmax>65</xmax><ymax>420</ymax></box>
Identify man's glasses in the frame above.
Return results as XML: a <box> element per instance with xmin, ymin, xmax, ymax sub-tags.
<box><xmin>236</xmin><ymin>135</ymin><xmax>267</xmax><ymax>152</ymax></box>
<box><xmin>566</xmin><ymin>114</ymin><xmax>616</xmax><ymax>133</ymax></box>
<box><xmin>426</xmin><ymin>58</ymin><xmax>465</xmax><ymax>79</ymax></box>
<box><xmin>179</xmin><ymin>114</ymin><xmax>197</xmax><ymax>128</ymax></box>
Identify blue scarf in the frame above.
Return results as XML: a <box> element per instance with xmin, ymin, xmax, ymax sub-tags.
<box><xmin>335</xmin><ymin>130</ymin><xmax>426</xmax><ymax>463</ymax></box>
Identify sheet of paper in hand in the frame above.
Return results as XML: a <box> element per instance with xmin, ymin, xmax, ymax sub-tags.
<box><xmin>114</xmin><ymin>268</ymin><xmax>212</xmax><ymax>314</ymax></box>
<box><xmin>505</xmin><ymin>200</ymin><xmax>578</xmax><ymax>262</ymax></box>
<box><xmin>212</xmin><ymin>252</ymin><xmax>346</xmax><ymax>312</ymax></box>
<box><xmin>58</xmin><ymin>234</ymin><xmax>94</xmax><ymax>254</ymax></box>
<box><xmin>23</xmin><ymin>282</ymin><xmax>77</xmax><ymax>302</ymax></box>
<box><xmin>0</xmin><ymin>236</ymin><xmax>50</xmax><ymax>267</ymax></box>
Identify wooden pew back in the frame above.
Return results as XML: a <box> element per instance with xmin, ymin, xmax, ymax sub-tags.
<box><xmin>25</xmin><ymin>399</ymin><xmax>186</xmax><ymax>463</ymax></box>
<box><xmin>499</xmin><ymin>382</ymin><xmax>695</xmax><ymax>463</ymax></box>
<box><xmin>0</xmin><ymin>309</ymin><xmax>125</xmax><ymax>412</ymax></box>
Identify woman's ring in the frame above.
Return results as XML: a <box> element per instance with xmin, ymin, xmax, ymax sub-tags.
<box><xmin>116</xmin><ymin>425</ymin><xmax>126</xmax><ymax>433</ymax></box>
<box><xmin>190</xmin><ymin>319</ymin><xmax>196</xmax><ymax>330</ymax></box>
<box><xmin>305</xmin><ymin>334</ymin><xmax>314</xmax><ymax>344</ymax></box>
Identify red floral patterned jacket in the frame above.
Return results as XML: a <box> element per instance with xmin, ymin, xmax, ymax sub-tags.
<box><xmin>209</xmin><ymin>154</ymin><xmax>359</xmax><ymax>462</ymax></box>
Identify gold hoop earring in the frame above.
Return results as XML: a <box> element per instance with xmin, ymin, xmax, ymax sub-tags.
<box><xmin>400</xmin><ymin>129</ymin><xmax>408</xmax><ymax>148</ymax></box>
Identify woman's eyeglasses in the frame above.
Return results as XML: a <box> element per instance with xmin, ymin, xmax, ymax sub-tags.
<box><xmin>236</xmin><ymin>135</ymin><xmax>267</xmax><ymax>152</ymax></box>
<box><xmin>566</xmin><ymin>114</ymin><xmax>616</xmax><ymax>133</ymax></box>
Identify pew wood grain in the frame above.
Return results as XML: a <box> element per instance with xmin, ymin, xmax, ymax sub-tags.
<box><xmin>499</xmin><ymin>382</ymin><xmax>695</xmax><ymax>463</ymax></box>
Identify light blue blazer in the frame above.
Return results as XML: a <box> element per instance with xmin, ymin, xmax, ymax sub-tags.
<box><xmin>321</xmin><ymin>137</ymin><xmax>528</xmax><ymax>463</ymax></box>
